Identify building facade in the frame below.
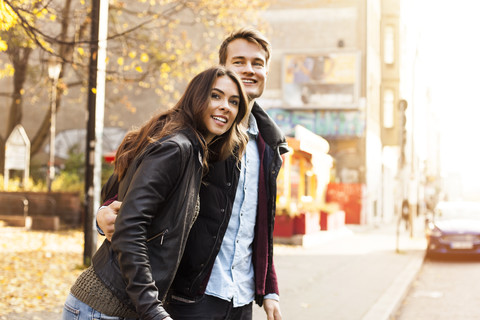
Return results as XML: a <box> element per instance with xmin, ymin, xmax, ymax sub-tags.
<box><xmin>257</xmin><ymin>0</ymin><xmax>410</xmax><ymax>224</ymax></box>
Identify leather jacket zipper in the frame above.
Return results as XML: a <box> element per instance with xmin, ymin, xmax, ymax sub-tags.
<box><xmin>147</xmin><ymin>229</ymin><xmax>168</xmax><ymax>244</ymax></box>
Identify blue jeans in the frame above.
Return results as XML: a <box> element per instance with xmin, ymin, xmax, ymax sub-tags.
<box><xmin>62</xmin><ymin>293</ymin><xmax>137</xmax><ymax>320</ymax></box>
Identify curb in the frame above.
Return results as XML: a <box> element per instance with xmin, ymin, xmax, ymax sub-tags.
<box><xmin>361</xmin><ymin>250</ymin><xmax>425</xmax><ymax>320</ymax></box>
<box><xmin>273</xmin><ymin>227</ymin><xmax>354</xmax><ymax>247</ymax></box>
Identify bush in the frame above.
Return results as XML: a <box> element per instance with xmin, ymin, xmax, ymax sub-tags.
<box><xmin>2</xmin><ymin>145</ymin><xmax>114</xmax><ymax>198</ymax></box>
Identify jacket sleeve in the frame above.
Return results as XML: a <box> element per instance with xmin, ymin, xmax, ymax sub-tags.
<box><xmin>265</xmin><ymin>258</ymin><xmax>279</xmax><ymax>296</ymax></box>
<box><xmin>101</xmin><ymin>172</ymin><xmax>119</xmax><ymax>204</ymax></box>
<box><xmin>110</xmin><ymin>140</ymin><xmax>186</xmax><ymax>320</ymax></box>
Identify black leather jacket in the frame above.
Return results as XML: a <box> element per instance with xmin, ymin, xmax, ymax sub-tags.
<box><xmin>168</xmin><ymin>103</ymin><xmax>289</xmax><ymax>306</ymax></box>
<box><xmin>93</xmin><ymin>129</ymin><xmax>204</xmax><ymax>320</ymax></box>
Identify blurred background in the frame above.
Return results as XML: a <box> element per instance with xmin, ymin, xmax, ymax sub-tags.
<box><xmin>1</xmin><ymin>0</ymin><xmax>480</xmax><ymax>317</ymax></box>
<box><xmin>3</xmin><ymin>0</ymin><xmax>478</xmax><ymax>226</ymax></box>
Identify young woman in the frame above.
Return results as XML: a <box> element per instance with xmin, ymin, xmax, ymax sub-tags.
<box><xmin>62</xmin><ymin>66</ymin><xmax>249</xmax><ymax>320</ymax></box>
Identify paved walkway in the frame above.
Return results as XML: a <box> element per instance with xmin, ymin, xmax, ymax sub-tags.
<box><xmin>253</xmin><ymin>218</ymin><xmax>427</xmax><ymax>320</ymax></box>
<box><xmin>3</xmin><ymin>219</ymin><xmax>425</xmax><ymax>320</ymax></box>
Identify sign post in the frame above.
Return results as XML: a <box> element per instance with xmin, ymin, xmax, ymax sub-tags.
<box><xmin>4</xmin><ymin>124</ymin><xmax>30</xmax><ymax>190</ymax></box>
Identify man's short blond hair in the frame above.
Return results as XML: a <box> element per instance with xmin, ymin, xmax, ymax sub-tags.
<box><xmin>218</xmin><ymin>27</ymin><xmax>271</xmax><ymax>66</ymax></box>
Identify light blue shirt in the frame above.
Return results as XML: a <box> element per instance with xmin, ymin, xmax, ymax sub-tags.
<box><xmin>206</xmin><ymin>115</ymin><xmax>274</xmax><ymax>307</ymax></box>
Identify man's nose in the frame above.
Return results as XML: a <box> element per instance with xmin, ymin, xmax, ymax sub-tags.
<box><xmin>242</xmin><ymin>62</ymin><xmax>254</xmax><ymax>74</ymax></box>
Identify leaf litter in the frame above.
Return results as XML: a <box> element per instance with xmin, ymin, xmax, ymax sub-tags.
<box><xmin>0</xmin><ymin>222</ymin><xmax>102</xmax><ymax>319</ymax></box>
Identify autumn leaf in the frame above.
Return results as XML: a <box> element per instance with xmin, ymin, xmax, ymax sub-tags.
<box><xmin>140</xmin><ymin>53</ymin><xmax>149</xmax><ymax>63</ymax></box>
<box><xmin>0</xmin><ymin>39</ymin><xmax>7</xmax><ymax>51</ymax></box>
<box><xmin>0</xmin><ymin>224</ymin><xmax>106</xmax><ymax>316</ymax></box>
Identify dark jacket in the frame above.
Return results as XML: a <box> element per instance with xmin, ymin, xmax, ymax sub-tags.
<box><xmin>169</xmin><ymin>103</ymin><xmax>289</xmax><ymax>306</ymax></box>
<box><xmin>93</xmin><ymin>129</ymin><xmax>204</xmax><ymax>320</ymax></box>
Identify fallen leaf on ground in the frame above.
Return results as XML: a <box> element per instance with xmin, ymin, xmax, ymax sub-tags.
<box><xmin>0</xmin><ymin>224</ymin><xmax>103</xmax><ymax>318</ymax></box>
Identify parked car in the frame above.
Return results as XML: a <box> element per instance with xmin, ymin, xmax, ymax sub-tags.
<box><xmin>425</xmin><ymin>201</ymin><xmax>480</xmax><ymax>258</ymax></box>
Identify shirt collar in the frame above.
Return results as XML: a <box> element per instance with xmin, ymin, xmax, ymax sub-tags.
<box><xmin>247</xmin><ymin>114</ymin><xmax>259</xmax><ymax>137</ymax></box>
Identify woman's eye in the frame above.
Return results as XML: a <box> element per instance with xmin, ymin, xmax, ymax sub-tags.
<box><xmin>211</xmin><ymin>93</ymin><xmax>220</xmax><ymax>99</ymax></box>
<box><xmin>230</xmin><ymin>100</ymin><xmax>239</xmax><ymax>106</ymax></box>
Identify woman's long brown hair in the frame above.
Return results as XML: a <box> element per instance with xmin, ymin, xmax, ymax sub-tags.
<box><xmin>114</xmin><ymin>66</ymin><xmax>249</xmax><ymax>180</ymax></box>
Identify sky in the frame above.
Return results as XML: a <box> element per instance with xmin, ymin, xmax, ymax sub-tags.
<box><xmin>417</xmin><ymin>1</ymin><xmax>480</xmax><ymax>199</ymax></box>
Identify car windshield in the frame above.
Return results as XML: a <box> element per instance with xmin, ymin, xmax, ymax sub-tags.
<box><xmin>435</xmin><ymin>201</ymin><xmax>480</xmax><ymax>220</ymax></box>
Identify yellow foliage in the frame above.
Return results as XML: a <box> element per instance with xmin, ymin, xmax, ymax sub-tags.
<box><xmin>0</xmin><ymin>175</ymin><xmax>46</xmax><ymax>192</ymax></box>
<box><xmin>77</xmin><ymin>47</ymin><xmax>85</xmax><ymax>56</ymax></box>
<box><xmin>160</xmin><ymin>62</ymin><xmax>171</xmax><ymax>73</ymax></box>
<box><xmin>0</xmin><ymin>0</ymin><xmax>18</xmax><ymax>31</ymax></box>
<box><xmin>117</xmin><ymin>57</ymin><xmax>124</xmax><ymax>66</ymax></box>
<box><xmin>135</xmin><ymin>66</ymin><xmax>143</xmax><ymax>73</ymax></box>
<box><xmin>0</xmin><ymin>39</ymin><xmax>7</xmax><ymax>51</ymax></box>
<box><xmin>0</xmin><ymin>63</ymin><xmax>14</xmax><ymax>78</ymax></box>
<box><xmin>91</xmin><ymin>87</ymin><xmax>97</xmax><ymax>94</ymax></box>
<box><xmin>128</xmin><ymin>51</ymin><xmax>136</xmax><ymax>59</ymax></box>
<box><xmin>140</xmin><ymin>53</ymin><xmax>149</xmax><ymax>63</ymax></box>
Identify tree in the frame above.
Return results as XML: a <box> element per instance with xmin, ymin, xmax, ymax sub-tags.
<box><xmin>0</xmin><ymin>0</ymin><xmax>269</xmax><ymax>173</ymax></box>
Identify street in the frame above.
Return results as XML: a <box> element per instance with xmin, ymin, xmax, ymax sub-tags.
<box><xmin>394</xmin><ymin>255</ymin><xmax>480</xmax><ymax>319</ymax></box>
<box><xmin>252</xmin><ymin>221</ymin><xmax>426</xmax><ymax>319</ymax></box>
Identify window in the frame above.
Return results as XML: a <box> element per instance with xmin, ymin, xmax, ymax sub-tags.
<box><xmin>383</xmin><ymin>89</ymin><xmax>394</xmax><ymax>128</ymax></box>
<box><xmin>384</xmin><ymin>25</ymin><xmax>395</xmax><ymax>65</ymax></box>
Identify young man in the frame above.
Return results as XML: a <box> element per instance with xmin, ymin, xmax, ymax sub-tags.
<box><xmin>97</xmin><ymin>28</ymin><xmax>288</xmax><ymax>320</ymax></box>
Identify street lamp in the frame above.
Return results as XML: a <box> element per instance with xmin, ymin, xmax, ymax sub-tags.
<box><xmin>47</xmin><ymin>58</ymin><xmax>61</xmax><ymax>192</ymax></box>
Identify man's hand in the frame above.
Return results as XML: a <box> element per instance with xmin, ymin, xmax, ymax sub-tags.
<box><xmin>97</xmin><ymin>201</ymin><xmax>121</xmax><ymax>241</ymax></box>
<box><xmin>263</xmin><ymin>299</ymin><xmax>282</xmax><ymax>320</ymax></box>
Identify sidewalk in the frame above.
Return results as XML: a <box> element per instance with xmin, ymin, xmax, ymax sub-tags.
<box><xmin>2</xmin><ymin>219</ymin><xmax>425</xmax><ymax>320</ymax></box>
<box><xmin>253</xmin><ymin>218</ymin><xmax>426</xmax><ymax>320</ymax></box>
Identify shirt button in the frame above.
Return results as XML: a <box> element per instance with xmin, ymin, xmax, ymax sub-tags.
<box><xmin>220</xmin><ymin>209</ymin><xmax>225</xmax><ymax>213</ymax></box>
<box><xmin>226</xmin><ymin>182</ymin><xmax>231</xmax><ymax>187</ymax></box>
<box><xmin>232</xmin><ymin>266</ymin><xmax>235</xmax><ymax>270</ymax></box>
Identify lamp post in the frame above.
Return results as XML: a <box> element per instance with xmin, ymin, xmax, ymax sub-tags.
<box><xmin>47</xmin><ymin>58</ymin><xmax>61</xmax><ymax>192</ymax></box>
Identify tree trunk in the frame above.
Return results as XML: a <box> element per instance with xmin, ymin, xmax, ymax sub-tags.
<box><xmin>1</xmin><ymin>46</ymin><xmax>31</xmax><ymax>174</ymax></box>
<box><xmin>30</xmin><ymin>102</ymin><xmax>54</xmax><ymax>156</ymax></box>
<box><xmin>0</xmin><ymin>135</ymin><xmax>5</xmax><ymax>175</ymax></box>
<box><xmin>30</xmin><ymin>0</ymin><xmax>77</xmax><ymax>157</ymax></box>
<box><xmin>6</xmin><ymin>48</ymin><xmax>31</xmax><ymax>137</ymax></box>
